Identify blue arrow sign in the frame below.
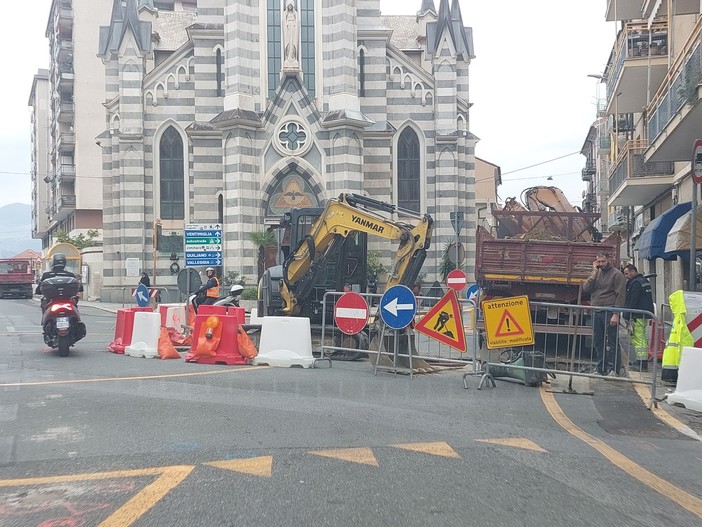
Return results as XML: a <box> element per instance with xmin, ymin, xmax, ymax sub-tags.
<box><xmin>183</xmin><ymin>252</ymin><xmax>222</xmax><ymax>259</ymax></box>
<box><xmin>185</xmin><ymin>258</ymin><xmax>223</xmax><ymax>266</ymax></box>
<box><xmin>134</xmin><ymin>283</ymin><xmax>150</xmax><ymax>307</ymax></box>
<box><xmin>185</xmin><ymin>230</ymin><xmax>222</xmax><ymax>238</ymax></box>
<box><xmin>465</xmin><ymin>283</ymin><xmax>479</xmax><ymax>303</ymax></box>
<box><xmin>380</xmin><ymin>285</ymin><xmax>417</xmax><ymax>329</ymax></box>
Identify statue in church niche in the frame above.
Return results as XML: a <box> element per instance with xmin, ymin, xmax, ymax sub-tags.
<box><xmin>283</xmin><ymin>1</ymin><xmax>300</xmax><ymax>72</ymax></box>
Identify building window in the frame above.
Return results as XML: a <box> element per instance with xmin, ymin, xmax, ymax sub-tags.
<box><xmin>218</xmin><ymin>194</ymin><xmax>224</xmax><ymax>225</ymax></box>
<box><xmin>216</xmin><ymin>48</ymin><xmax>223</xmax><ymax>97</ymax></box>
<box><xmin>159</xmin><ymin>126</ymin><xmax>185</xmax><ymax>220</ymax></box>
<box><xmin>300</xmin><ymin>0</ymin><xmax>315</xmax><ymax>97</ymax></box>
<box><xmin>267</xmin><ymin>0</ymin><xmax>282</xmax><ymax>99</ymax></box>
<box><xmin>397</xmin><ymin>127</ymin><xmax>421</xmax><ymax>212</ymax></box>
<box><xmin>359</xmin><ymin>48</ymin><xmax>365</xmax><ymax>97</ymax></box>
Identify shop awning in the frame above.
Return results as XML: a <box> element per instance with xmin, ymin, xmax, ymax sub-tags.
<box><xmin>664</xmin><ymin>209</ymin><xmax>702</xmax><ymax>256</ymax></box>
<box><xmin>635</xmin><ymin>202</ymin><xmax>691</xmax><ymax>260</ymax></box>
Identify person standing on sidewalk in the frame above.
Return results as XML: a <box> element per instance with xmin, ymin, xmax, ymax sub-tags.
<box><xmin>622</xmin><ymin>264</ymin><xmax>654</xmax><ymax>372</ymax></box>
<box><xmin>582</xmin><ymin>251</ymin><xmax>627</xmax><ymax>375</ymax></box>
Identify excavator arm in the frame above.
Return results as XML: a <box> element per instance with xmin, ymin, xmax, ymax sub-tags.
<box><xmin>279</xmin><ymin>193</ymin><xmax>433</xmax><ymax>315</ymax></box>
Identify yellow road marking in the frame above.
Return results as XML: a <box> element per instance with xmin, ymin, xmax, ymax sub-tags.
<box><xmin>629</xmin><ymin>372</ymin><xmax>701</xmax><ymax>442</ymax></box>
<box><xmin>0</xmin><ymin>366</ymin><xmax>269</xmax><ymax>387</ymax></box>
<box><xmin>540</xmin><ymin>385</ymin><xmax>702</xmax><ymax>520</ymax></box>
<box><xmin>391</xmin><ymin>441</ymin><xmax>461</xmax><ymax>458</ymax></box>
<box><xmin>309</xmin><ymin>447</ymin><xmax>379</xmax><ymax>466</ymax></box>
<box><xmin>476</xmin><ymin>438</ymin><xmax>547</xmax><ymax>453</ymax></box>
<box><xmin>204</xmin><ymin>456</ymin><xmax>273</xmax><ymax>478</ymax></box>
<box><xmin>0</xmin><ymin>465</ymin><xmax>195</xmax><ymax>527</ymax></box>
<box><xmin>99</xmin><ymin>466</ymin><xmax>194</xmax><ymax>527</ymax></box>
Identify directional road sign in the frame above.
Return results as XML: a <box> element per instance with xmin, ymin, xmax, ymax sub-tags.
<box><xmin>134</xmin><ymin>283</ymin><xmax>150</xmax><ymax>307</ymax></box>
<box><xmin>185</xmin><ymin>223</ymin><xmax>223</xmax><ymax>267</ymax></box>
<box><xmin>334</xmin><ymin>292</ymin><xmax>369</xmax><ymax>335</ymax></box>
<box><xmin>446</xmin><ymin>269</ymin><xmax>467</xmax><ymax>292</ymax></box>
<box><xmin>465</xmin><ymin>283</ymin><xmax>479</xmax><ymax>303</ymax></box>
<box><xmin>380</xmin><ymin>285</ymin><xmax>417</xmax><ymax>329</ymax></box>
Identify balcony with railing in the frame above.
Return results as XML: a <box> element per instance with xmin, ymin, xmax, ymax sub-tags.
<box><xmin>56</xmin><ymin>101</ymin><xmax>74</xmax><ymax>123</ymax></box>
<box><xmin>57</xmin><ymin>163</ymin><xmax>76</xmax><ymax>183</ymax></box>
<box><xmin>581</xmin><ymin>160</ymin><xmax>596</xmax><ymax>182</ymax></box>
<box><xmin>605</xmin><ymin>21</ymin><xmax>668</xmax><ymax>115</ymax></box>
<box><xmin>646</xmin><ymin>18</ymin><xmax>702</xmax><ymax>163</ymax></box>
<box><xmin>58</xmin><ymin>63</ymin><xmax>73</xmax><ymax>88</ymax></box>
<box><xmin>608</xmin><ymin>139</ymin><xmax>674</xmax><ymax>206</ymax></box>
<box><xmin>57</xmin><ymin>132</ymin><xmax>75</xmax><ymax>153</ymax></box>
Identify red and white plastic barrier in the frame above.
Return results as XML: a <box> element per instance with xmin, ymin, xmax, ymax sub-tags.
<box><xmin>185</xmin><ymin>306</ymin><xmax>248</xmax><ymax>365</ymax></box>
<box><xmin>108</xmin><ymin>307</ymin><xmax>154</xmax><ymax>354</ymax></box>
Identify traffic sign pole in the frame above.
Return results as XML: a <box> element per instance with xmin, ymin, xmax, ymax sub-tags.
<box><xmin>691</xmin><ymin>139</ymin><xmax>702</xmax><ymax>291</ymax></box>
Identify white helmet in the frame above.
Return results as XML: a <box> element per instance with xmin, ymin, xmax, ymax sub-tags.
<box><xmin>230</xmin><ymin>284</ymin><xmax>244</xmax><ymax>297</ymax></box>
<box><xmin>206</xmin><ymin>267</ymin><xmax>215</xmax><ymax>274</ymax></box>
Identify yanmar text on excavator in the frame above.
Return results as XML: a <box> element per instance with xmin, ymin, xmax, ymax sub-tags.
<box><xmin>257</xmin><ymin>193</ymin><xmax>433</xmax><ymax>359</ymax></box>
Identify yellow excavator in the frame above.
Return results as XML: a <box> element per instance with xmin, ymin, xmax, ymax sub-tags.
<box><xmin>258</xmin><ymin>193</ymin><xmax>434</xmax><ymax>368</ymax></box>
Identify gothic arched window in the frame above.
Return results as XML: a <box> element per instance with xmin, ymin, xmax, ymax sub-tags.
<box><xmin>397</xmin><ymin>127</ymin><xmax>421</xmax><ymax>212</ymax></box>
<box><xmin>159</xmin><ymin>126</ymin><xmax>185</xmax><ymax>220</ymax></box>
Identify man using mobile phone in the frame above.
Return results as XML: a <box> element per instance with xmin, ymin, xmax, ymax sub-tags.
<box><xmin>582</xmin><ymin>251</ymin><xmax>627</xmax><ymax>376</ymax></box>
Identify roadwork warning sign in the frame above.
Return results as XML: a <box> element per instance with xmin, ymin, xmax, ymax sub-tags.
<box><xmin>414</xmin><ymin>290</ymin><xmax>467</xmax><ymax>352</ymax></box>
<box><xmin>482</xmin><ymin>295</ymin><xmax>534</xmax><ymax>349</ymax></box>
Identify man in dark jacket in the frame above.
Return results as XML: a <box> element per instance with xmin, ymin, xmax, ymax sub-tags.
<box><xmin>582</xmin><ymin>251</ymin><xmax>627</xmax><ymax>375</ymax></box>
<box><xmin>36</xmin><ymin>253</ymin><xmax>81</xmax><ymax>310</ymax></box>
<box><xmin>622</xmin><ymin>264</ymin><xmax>654</xmax><ymax>371</ymax></box>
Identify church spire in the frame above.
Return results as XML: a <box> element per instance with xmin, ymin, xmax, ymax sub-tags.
<box><xmin>110</xmin><ymin>0</ymin><xmax>123</xmax><ymax>23</ymax></box>
<box><xmin>418</xmin><ymin>0</ymin><xmax>436</xmax><ymax>16</ymax></box>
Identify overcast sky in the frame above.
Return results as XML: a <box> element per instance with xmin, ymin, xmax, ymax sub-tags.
<box><xmin>0</xmin><ymin>0</ymin><xmax>614</xmax><ymax>208</ymax></box>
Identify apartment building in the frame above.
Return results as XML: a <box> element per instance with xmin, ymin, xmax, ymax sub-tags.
<box><xmin>29</xmin><ymin>70</ymin><xmax>51</xmax><ymax>242</ymax></box>
<box><xmin>33</xmin><ymin>0</ymin><xmax>112</xmax><ymax>252</ymax></box>
<box><xmin>584</xmin><ymin>1</ymin><xmax>702</xmax><ymax>304</ymax></box>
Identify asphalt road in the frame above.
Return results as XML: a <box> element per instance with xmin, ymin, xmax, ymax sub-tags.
<box><xmin>0</xmin><ymin>298</ymin><xmax>700</xmax><ymax>526</ymax></box>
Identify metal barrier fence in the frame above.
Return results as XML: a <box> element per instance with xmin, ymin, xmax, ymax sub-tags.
<box><xmin>319</xmin><ymin>291</ymin><xmax>481</xmax><ymax>375</ymax></box>
<box><xmin>119</xmin><ymin>286</ymin><xmax>181</xmax><ymax>307</ymax></box>
<box><xmin>467</xmin><ymin>301</ymin><xmax>661</xmax><ymax>407</ymax></box>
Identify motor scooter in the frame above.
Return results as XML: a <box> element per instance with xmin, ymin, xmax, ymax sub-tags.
<box><xmin>213</xmin><ymin>284</ymin><xmax>244</xmax><ymax>308</ymax></box>
<box><xmin>40</xmin><ymin>276</ymin><xmax>87</xmax><ymax>357</ymax></box>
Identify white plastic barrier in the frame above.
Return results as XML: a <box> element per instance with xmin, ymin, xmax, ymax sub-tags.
<box><xmin>667</xmin><ymin>346</ymin><xmax>702</xmax><ymax>412</ymax></box>
<box><xmin>249</xmin><ymin>307</ymin><xmax>262</xmax><ymax>325</ymax></box>
<box><xmin>158</xmin><ymin>303</ymin><xmax>186</xmax><ymax>329</ymax></box>
<box><xmin>252</xmin><ymin>316</ymin><xmax>315</xmax><ymax>368</ymax></box>
<box><xmin>125</xmin><ymin>312</ymin><xmax>162</xmax><ymax>358</ymax></box>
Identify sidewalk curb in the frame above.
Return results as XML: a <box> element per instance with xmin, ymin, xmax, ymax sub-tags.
<box><xmin>630</xmin><ymin>371</ymin><xmax>701</xmax><ymax>442</ymax></box>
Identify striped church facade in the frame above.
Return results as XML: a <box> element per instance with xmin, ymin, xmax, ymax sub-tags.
<box><xmin>97</xmin><ymin>0</ymin><xmax>476</xmax><ymax>302</ymax></box>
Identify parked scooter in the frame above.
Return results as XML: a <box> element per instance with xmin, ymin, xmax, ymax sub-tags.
<box><xmin>213</xmin><ymin>284</ymin><xmax>244</xmax><ymax>308</ymax></box>
<box><xmin>40</xmin><ymin>276</ymin><xmax>87</xmax><ymax>357</ymax></box>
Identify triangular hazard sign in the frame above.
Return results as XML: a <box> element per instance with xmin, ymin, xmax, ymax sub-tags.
<box><xmin>414</xmin><ymin>290</ymin><xmax>467</xmax><ymax>352</ymax></box>
<box><xmin>494</xmin><ymin>310</ymin><xmax>525</xmax><ymax>337</ymax></box>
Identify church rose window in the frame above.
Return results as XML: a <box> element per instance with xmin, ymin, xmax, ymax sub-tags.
<box><xmin>278</xmin><ymin>122</ymin><xmax>307</xmax><ymax>153</ymax></box>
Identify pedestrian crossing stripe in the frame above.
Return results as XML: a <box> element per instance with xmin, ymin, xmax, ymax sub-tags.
<box><xmin>413</xmin><ymin>289</ymin><xmax>467</xmax><ymax>352</ymax></box>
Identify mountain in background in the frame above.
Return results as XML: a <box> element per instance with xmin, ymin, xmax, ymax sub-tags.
<box><xmin>0</xmin><ymin>203</ymin><xmax>41</xmax><ymax>258</ymax></box>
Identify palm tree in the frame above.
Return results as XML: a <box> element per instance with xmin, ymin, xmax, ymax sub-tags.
<box><xmin>248</xmin><ymin>230</ymin><xmax>277</xmax><ymax>281</ymax></box>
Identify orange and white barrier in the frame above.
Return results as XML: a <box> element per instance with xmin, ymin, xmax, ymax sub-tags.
<box><xmin>185</xmin><ymin>306</ymin><xmax>248</xmax><ymax>365</ymax></box>
<box><xmin>158</xmin><ymin>303</ymin><xmax>187</xmax><ymax>330</ymax></box>
<box><xmin>108</xmin><ymin>307</ymin><xmax>154</xmax><ymax>354</ymax></box>
<box><xmin>253</xmin><ymin>316</ymin><xmax>315</xmax><ymax>368</ymax></box>
<box><xmin>124</xmin><ymin>312</ymin><xmax>161</xmax><ymax>358</ymax></box>
<box><xmin>667</xmin><ymin>346</ymin><xmax>702</xmax><ymax>412</ymax></box>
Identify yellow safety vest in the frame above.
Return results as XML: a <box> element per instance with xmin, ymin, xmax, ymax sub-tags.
<box><xmin>661</xmin><ymin>290</ymin><xmax>693</xmax><ymax>381</ymax></box>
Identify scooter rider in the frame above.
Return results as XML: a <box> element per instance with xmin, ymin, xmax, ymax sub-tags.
<box><xmin>192</xmin><ymin>267</ymin><xmax>220</xmax><ymax>313</ymax></box>
<box><xmin>36</xmin><ymin>254</ymin><xmax>82</xmax><ymax>310</ymax></box>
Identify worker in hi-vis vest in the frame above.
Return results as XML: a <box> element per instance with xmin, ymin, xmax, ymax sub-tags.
<box><xmin>622</xmin><ymin>264</ymin><xmax>655</xmax><ymax>372</ymax></box>
<box><xmin>661</xmin><ymin>290</ymin><xmax>693</xmax><ymax>383</ymax></box>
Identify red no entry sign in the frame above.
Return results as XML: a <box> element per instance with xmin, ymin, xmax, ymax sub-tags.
<box><xmin>446</xmin><ymin>269</ymin><xmax>467</xmax><ymax>292</ymax></box>
<box><xmin>334</xmin><ymin>292</ymin><xmax>369</xmax><ymax>335</ymax></box>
